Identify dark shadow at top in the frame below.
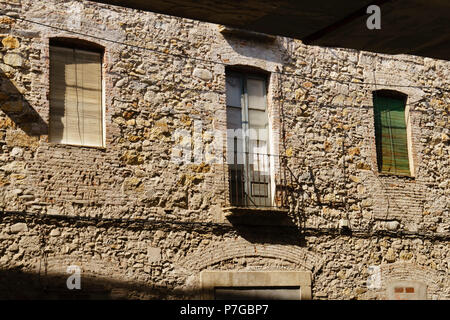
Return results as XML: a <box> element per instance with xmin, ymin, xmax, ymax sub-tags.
<box><xmin>226</xmin><ymin>209</ymin><xmax>307</xmax><ymax>246</ymax></box>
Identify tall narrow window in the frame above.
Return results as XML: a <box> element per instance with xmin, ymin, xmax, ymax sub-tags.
<box><xmin>226</xmin><ymin>70</ymin><xmax>272</xmax><ymax>207</ymax></box>
<box><xmin>49</xmin><ymin>41</ymin><xmax>103</xmax><ymax>147</ymax></box>
<box><xmin>373</xmin><ymin>91</ymin><xmax>410</xmax><ymax>176</ymax></box>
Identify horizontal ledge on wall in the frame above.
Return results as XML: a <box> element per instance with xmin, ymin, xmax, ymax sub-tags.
<box><xmin>1</xmin><ymin>210</ymin><xmax>449</xmax><ymax>241</ymax></box>
<box><xmin>218</xmin><ymin>25</ymin><xmax>276</xmax><ymax>42</ymax></box>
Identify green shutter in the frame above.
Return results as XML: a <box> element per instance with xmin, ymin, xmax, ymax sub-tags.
<box><xmin>373</xmin><ymin>94</ymin><xmax>410</xmax><ymax>176</ymax></box>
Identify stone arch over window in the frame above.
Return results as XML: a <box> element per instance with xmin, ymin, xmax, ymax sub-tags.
<box><xmin>49</xmin><ymin>37</ymin><xmax>105</xmax><ymax>53</ymax></box>
<box><xmin>226</xmin><ymin>64</ymin><xmax>270</xmax><ymax>76</ymax></box>
<box><xmin>176</xmin><ymin>239</ymin><xmax>322</xmax><ymax>272</ymax></box>
<box><xmin>373</xmin><ymin>89</ymin><xmax>407</xmax><ymax>99</ymax></box>
<box><xmin>176</xmin><ymin>239</ymin><xmax>319</xmax><ymax>300</ymax></box>
<box><xmin>387</xmin><ymin>263</ymin><xmax>448</xmax><ymax>299</ymax></box>
<box><xmin>362</xmin><ymin>262</ymin><xmax>449</xmax><ymax>300</ymax></box>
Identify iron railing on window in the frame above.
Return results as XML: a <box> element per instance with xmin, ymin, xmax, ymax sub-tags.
<box><xmin>225</xmin><ymin>150</ymin><xmax>291</xmax><ymax>209</ymax></box>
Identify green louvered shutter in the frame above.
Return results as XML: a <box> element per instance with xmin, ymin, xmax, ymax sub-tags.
<box><xmin>373</xmin><ymin>94</ymin><xmax>410</xmax><ymax>176</ymax></box>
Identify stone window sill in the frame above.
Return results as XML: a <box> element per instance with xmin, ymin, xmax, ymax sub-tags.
<box><xmin>48</xmin><ymin>141</ymin><xmax>107</xmax><ymax>151</ymax></box>
<box><xmin>377</xmin><ymin>172</ymin><xmax>416</xmax><ymax>180</ymax></box>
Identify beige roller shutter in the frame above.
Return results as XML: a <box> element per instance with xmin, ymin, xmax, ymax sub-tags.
<box><xmin>49</xmin><ymin>46</ymin><xmax>103</xmax><ymax>147</ymax></box>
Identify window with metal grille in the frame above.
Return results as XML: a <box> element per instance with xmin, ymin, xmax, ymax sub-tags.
<box><xmin>226</xmin><ymin>70</ymin><xmax>273</xmax><ymax>207</ymax></box>
<box><xmin>49</xmin><ymin>39</ymin><xmax>104</xmax><ymax>147</ymax></box>
<box><xmin>373</xmin><ymin>90</ymin><xmax>410</xmax><ymax>176</ymax></box>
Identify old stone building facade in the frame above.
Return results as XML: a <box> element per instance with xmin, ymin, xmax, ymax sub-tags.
<box><xmin>0</xmin><ymin>0</ymin><xmax>448</xmax><ymax>299</ymax></box>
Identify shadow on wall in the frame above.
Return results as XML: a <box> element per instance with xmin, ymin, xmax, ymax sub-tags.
<box><xmin>0</xmin><ymin>68</ymin><xmax>48</xmax><ymax>138</ymax></box>
<box><xmin>0</xmin><ymin>268</ymin><xmax>202</xmax><ymax>300</ymax></box>
<box><xmin>226</xmin><ymin>211</ymin><xmax>307</xmax><ymax>246</ymax></box>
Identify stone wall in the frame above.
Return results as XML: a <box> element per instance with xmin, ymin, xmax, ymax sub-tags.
<box><xmin>0</xmin><ymin>0</ymin><xmax>448</xmax><ymax>299</ymax></box>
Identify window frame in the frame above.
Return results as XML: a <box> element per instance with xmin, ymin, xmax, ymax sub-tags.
<box><xmin>48</xmin><ymin>38</ymin><xmax>105</xmax><ymax>149</ymax></box>
<box><xmin>225</xmin><ymin>69</ymin><xmax>274</xmax><ymax>207</ymax></box>
<box><xmin>200</xmin><ymin>271</ymin><xmax>312</xmax><ymax>300</ymax></box>
<box><xmin>372</xmin><ymin>90</ymin><xmax>413</xmax><ymax>177</ymax></box>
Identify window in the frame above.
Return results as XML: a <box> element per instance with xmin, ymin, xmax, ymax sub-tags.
<box><xmin>373</xmin><ymin>91</ymin><xmax>411</xmax><ymax>176</ymax></box>
<box><xmin>387</xmin><ymin>280</ymin><xmax>427</xmax><ymax>300</ymax></box>
<box><xmin>49</xmin><ymin>40</ymin><xmax>104</xmax><ymax>147</ymax></box>
<box><xmin>200</xmin><ymin>271</ymin><xmax>312</xmax><ymax>300</ymax></box>
<box><xmin>226</xmin><ymin>70</ymin><xmax>273</xmax><ymax>207</ymax></box>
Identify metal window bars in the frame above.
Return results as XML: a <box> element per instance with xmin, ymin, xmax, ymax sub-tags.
<box><xmin>225</xmin><ymin>148</ymin><xmax>292</xmax><ymax>209</ymax></box>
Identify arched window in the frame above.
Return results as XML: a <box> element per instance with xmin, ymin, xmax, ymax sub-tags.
<box><xmin>49</xmin><ymin>38</ymin><xmax>104</xmax><ymax>147</ymax></box>
<box><xmin>372</xmin><ymin>90</ymin><xmax>410</xmax><ymax>176</ymax></box>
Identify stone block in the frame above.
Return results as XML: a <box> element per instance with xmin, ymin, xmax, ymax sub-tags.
<box><xmin>193</xmin><ymin>68</ymin><xmax>212</xmax><ymax>81</ymax></box>
<box><xmin>10</xmin><ymin>223</ymin><xmax>28</xmax><ymax>234</ymax></box>
<box><xmin>147</xmin><ymin>247</ymin><xmax>161</xmax><ymax>263</ymax></box>
<box><xmin>50</xmin><ymin>229</ymin><xmax>61</xmax><ymax>237</ymax></box>
<box><xmin>1</xmin><ymin>36</ymin><xmax>19</xmax><ymax>49</ymax></box>
<box><xmin>3</xmin><ymin>53</ymin><xmax>23</xmax><ymax>67</ymax></box>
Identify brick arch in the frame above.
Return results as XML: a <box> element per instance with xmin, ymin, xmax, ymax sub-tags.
<box><xmin>176</xmin><ymin>238</ymin><xmax>323</xmax><ymax>273</ymax></box>
<box><xmin>381</xmin><ymin>262</ymin><xmax>449</xmax><ymax>296</ymax></box>
<box><xmin>364</xmin><ymin>262</ymin><xmax>449</xmax><ymax>300</ymax></box>
<box><xmin>49</xmin><ymin>37</ymin><xmax>105</xmax><ymax>53</ymax></box>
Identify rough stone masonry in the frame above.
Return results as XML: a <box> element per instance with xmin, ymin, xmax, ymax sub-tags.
<box><xmin>0</xmin><ymin>0</ymin><xmax>448</xmax><ymax>299</ymax></box>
